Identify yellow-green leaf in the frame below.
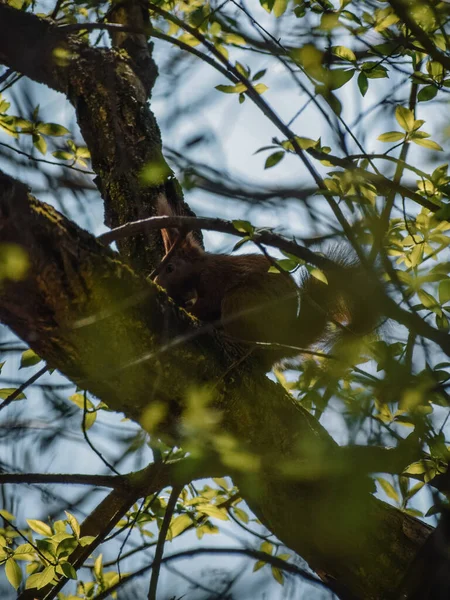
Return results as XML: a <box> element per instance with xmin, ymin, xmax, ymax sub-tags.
<box><xmin>412</xmin><ymin>138</ymin><xmax>443</xmax><ymax>151</ymax></box>
<box><xmin>260</xmin><ymin>541</ymin><xmax>274</xmax><ymax>555</ymax></box>
<box><xmin>196</xmin><ymin>504</ymin><xmax>228</xmax><ymax>520</ymax></box>
<box><xmin>377</xmin><ymin>131</ymin><xmax>404</xmax><ymax>142</ymax></box>
<box><xmin>332</xmin><ymin>45</ymin><xmax>356</xmax><ymax>62</ymax></box>
<box><xmin>36</xmin><ymin>122</ymin><xmax>70</xmax><ymax>136</ymax></box>
<box><xmin>65</xmin><ymin>512</ymin><xmax>80</xmax><ymax>539</ymax></box>
<box><xmin>26</xmin><ymin>519</ymin><xmax>52</xmax><ymax>537</ymax></box>
<box><xmin>264</xmin><ymin>151</ymin><xmax>285</xmax><ymax>169</ymax></box>
<box><xmin>376</xmin><ymin>477</ymin><xmax>399</xmax><ymax>502</ymax></box>
<box><xmin>395</xmin><ymin>106</ymin><xmax>415</xmax><ymax>132</ymax></box>
<box><xmin>271</xmin><ymin>566</ymin><xmax>284</xmax><ymax>585</ymax></box>
<box><xmin>20</xmin><ymin>349</ymin><xmax>41</xmax><ymax>369</ymax></box>
<box><xmin>0</xmin><ymin>388</ymin><xmax>25</xmax><ymax>400</ymax></box>
<box><xmin>5</xmin><ymin>558</ymin><xmax>22</xmax><ymax>590</ymax></box>
<box><xmin>439</xmin><ymin>280</ymin><xmax>450</xmax><ymax>304</ymax></box>
<box><xmin>309</xmin><ymin>268</ymin><xmax>328</xmax><ymax>284</ymax></box>
<box><xmin>168</xmin><ymin>514</ymin><xmax>192</xmax><ymax>539</ymax></box>
<box><xmin>273</xmin><ymin>0</ymin><xmax>288</xmax><ymax>17</ymax></box>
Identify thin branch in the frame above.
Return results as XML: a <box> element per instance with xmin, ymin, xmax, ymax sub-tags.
<box><xmin>0</xmin><ymin>365</ymin><xmax>48</xmax><ymax>412</ymax></box>
<box><xmin>0</xmin><ymin>141</ymin><xmax>94</xmax><ymax>175</ymax></box>
<box><xmin>93</xmin><ymin>546</ymin><xmax>331</xmax><ymax>600</ymax></box>
<box><xmin>82</xmin><ymin>391</ymin><xmax>121</xmax><ymax>476</ymax></box>
<box><xmin>148</xmin><ymin>484</ymin><xmax>183</xmax><ymax>600</ymax></box>
<box><xmin>0</xmin><ymin>471</ymin><xmax>124</xmax><ymax>488</ymax></box>
<box><xmin>98</xmin><ymin>214</ymin><xmax>336</xmax><ymax>270</ymax></box>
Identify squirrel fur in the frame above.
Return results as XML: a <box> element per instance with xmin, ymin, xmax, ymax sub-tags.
<box><xmin>155</xmin><ymin>197</ymin><xmax>378</xmax><ymax>361</ymax></box>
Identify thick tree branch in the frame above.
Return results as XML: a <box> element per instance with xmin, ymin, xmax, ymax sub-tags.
<box><xmin>0</xmin><ymin>3</ymin><xmax>182</xmax><ymax>272</ymax></box>
<box><xmin>0</xmin><ymin>170</ymin><xmax>433</xmax><ymax>599</ymax></box>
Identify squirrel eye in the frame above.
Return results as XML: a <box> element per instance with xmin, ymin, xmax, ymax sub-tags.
<box><xmin>165</xmin><ymin>263</ymin><xmax>175</xmax><ymax>274</ymax></box>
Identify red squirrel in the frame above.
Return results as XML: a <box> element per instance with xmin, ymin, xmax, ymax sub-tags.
<box><xmin>155</xmin><ymin>197</ymin><xmax>378</xmax><ymax>360</ymax></box>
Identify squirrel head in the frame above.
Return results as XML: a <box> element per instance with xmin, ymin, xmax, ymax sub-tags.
<box><xmin>155</xmin><ymin>240</ymin><xmax>204</xmax><ymax>309</ymax></box>
<box><xmin>155</xmin><ymin>194</ymin><xmax>205</xmax><ymax>310</ymax></box>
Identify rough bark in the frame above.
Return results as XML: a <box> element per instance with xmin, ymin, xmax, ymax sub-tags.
<box><xmin>0</xmin><ymin>171</ymin><xmax>432</xmax><ymax>599</ymax></box>
<box><xmin>0</xmin><ymin>4</ymin><xmax>434</xmax><ymax>599</ymax></box>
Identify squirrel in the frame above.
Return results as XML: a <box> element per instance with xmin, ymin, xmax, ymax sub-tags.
<box><xmin>154</xmin><ymin>196</ymin><xmax>379</xmax><ymax>362</ymax></box>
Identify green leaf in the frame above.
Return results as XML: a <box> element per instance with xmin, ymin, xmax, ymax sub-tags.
<box><xmin>271</xmin><ymin>566</ymin><xmax>284</xmax><ymax>585</ymax></box>
<box><xmin>332</xmin><ymin>45</ymin><xmax>356</xmax><ymax>62</ymax></box>
<box><xmin>260</xmin><ymin>0</ymin><xmax>275</xmax><ymax>13</ymax></box>
<box><xmin>26</xmin><ymin>519</ymin><xmax>52</xmax><ymax>537</ymax></box>
<box><xmin>35</xmin><ymin>565</ymin><xmax>55</xmax><ymax>589</ymax></box>
<box><xmin>260</xmin><ymin>541</ymin><xmax>273</xmax><ymax>555</ymax></box>
<box><xmin>309</xmin><ymin>268</ymin><xmax>328</xmax><ymax>284</ymax></box>
<box><xmin>235</xmin><ymin>62</ymin><xmax>250</xmax><ymax>78</ymax></box>
<box><xmin>418</xmin><ymin>289</ymin><xmax>440</xmax><ymax>311</ymax></box>
<box><xmin>377</xmin><ymin>131</ymin><xmax>405</xmax><ymax>142</ymax></box>
<box><xmin>376</xmin><ymin>477</ymin><xmax>399</xmax><ymax>502</ymax></box>
<box><xmin>411</xmin><ymin>138</ymin><xmax>443</xmax><ymax>151</ymax></box>
<box><xmin>168</xmin><ymin>514</ymin><xmax>192</xmax><ymax>539</ymax></box>
<box><xmin>20</xmin><ymin>349</ymin><xmax>41</xmax><ymax>369</ymax></box>
<box><xmin>58</xmin><ymin>562</ymin><xmax>77</xmax><ymax>579</ymax></box>
<box><xmin>215</xmin><ymin>83</ymin><xmax>247</xmax><ymax>94</ymax></box>
<box><xmin>36</xmin><ymin>122</ymin><xmax>70</xmax><ymax>136</ymax></box>
<box><xmin>197</xmin><ymin>504</ymin><xmax>228</xmax><ymax>520</ymax></box>
<box><xmin>232</xmin><ymin>220</ymin><xmax>254</xmax><ymax>235</ymax></box>
<box><xmin>439</xmin><ymin>280</ymin><xmax>450</xmax><ymax>304</ymax></box>
<box><xmin>418</xmin><ymin>85</ymin><xmax>438</xmax><ymax>102</ymax></box>
<box><xmin>364</xmin><ymin>65</ymin><xmax>388</xmax><ymax>79</ymax></box>
<box><xmin>253</xmin><ymin>559</ymin><xmax>266</xmax><ymax>571</ymax></box>
<box><xmin>0</xmin><ymin>388</ymin><xmax>25</xmax><ymax>400</ymax></box>
<box><xmin>264</xmin><ymin>151</ymin><xmax>285</xmax><ymax>169</ymax></box>
<box><xmin>32</xmin><ymin>133</ymin><xmax>47</xmax><ymax>155</ymax></box>
<box><xmin>436</xmin><ymin>313</ymin><xmax>449</xmax><ymax>330</ymax></box>
<box><xmin>65</xmin><ymin>512</ymin><xmax>80</xmax><ymax>539</ymax></box>
<box><xmin>52</xmin><ymin>150</ymin><xmax>74</xmax><ymax>161</ymax></box>
<box><xmin>5</xmin><ymin>558</ymin><xmax>22</xmax><ymax>590</ymax></box>
<box><xmin>253</xmin><ymin>83</ymin><xmax>268</xmax><ymax>95</ymax></box>
<box><xmin>357</xmin><ymin>72</ymin><xmax>368</xmax><ymax>96</ymax></box>
<box><xmin>232</xmin><ymin>507</ymin><xmax>249</xmax><ymax>523</ymax></box>
<box><xmin>232</xmin><ymin>236</ymin><xmax>251</xmax><ymax>251</ymax></box>
<box><xmin>78</xmin><ymin>535</ymin><xmax>96</xmax><ymax>546</ymax></box>
<box><xmin>329</xmin><ymin>68</ymin><xmax>355</xmax><ymax>90</ymax></box>
<box><xmin>252</xmin><ymin>69</ymin><xmax>266</xmax><ymax>81</ymax></box>
<box><xmin>395</xmin><ymin>106</ymin><xmax>415</xmax><ymax>132</ymax></box>
<box><xmin>273</xmin><ymin>0</ymin><xmax>288</xmax><ymax>17</ymax></box>
<box><xmin>0</xmin><ymin>509</ymin><xmax>15</xmax><ymax>520</ymax></box>
<box><xmin>13</xmin><ymin>543</ymin><xmax>35</xmax><ymax>561</ymax></box>
<box><xmin>213</xmin><ymin>477</ymin><xmax>229</xmax><ymax>490</ymax></box>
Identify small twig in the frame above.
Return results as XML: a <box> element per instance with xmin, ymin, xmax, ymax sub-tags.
<box><xmin>147</xmin><ymin>484</ymin><xmax>183</xmax><ymax>600</ymax></box>
<box><xmin>0</xmin><ymin>365</ymin><xmax>48</xmax><ymax>412</ymax></box>
<box><xmin>98</xmin><ymin>215</ymin><xmax>335</xmax><ymax>272</ymax></box>
<box><xmin>82</xmin><ymin>391</ymin><xmax>121</xmax><ymax>476</ymax></box>
<box><xmin>0</xmin><ymin>141</ymin><xmax>94</xmax><ymax>174</ymax></box>
<box><xmin>0</xmin><ymin>472</ymin><xmax>125</xmax><ymax>488</ymax></box>
<box><xmin>94</xmin><ymin>546</ymin><xmax>330</xmax><ymax>600</ymax></box>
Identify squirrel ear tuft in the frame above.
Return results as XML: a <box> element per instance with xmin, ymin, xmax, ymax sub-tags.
<box><xmin>156</xmin><ymin>193</ymin><xmax>203</xmax><ymax>254</ymax></box>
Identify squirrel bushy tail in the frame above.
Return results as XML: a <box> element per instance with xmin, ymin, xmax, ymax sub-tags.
<box><xmin>155</xmin><ymin>194</ymin><xmax>379</xmax><ymax>361</ymax></box>
<box><xmin>293</xmin><ymin>247</ymin><xmax>380</xmax><ymax>354</ymax></box>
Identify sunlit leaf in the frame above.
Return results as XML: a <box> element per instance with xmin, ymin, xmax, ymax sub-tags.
<box><xmin>20</xmin><ymin>349</ymin><xmax>41</xmax><ymax>369</ymax></box>
<box><xmin>395</xmin><ymin>106</ymin><xmax>415</xmax><ymax>132</ymax></box>
<box><xmin>26</xmin><ymin>519</ymin><xmax>52</xmax><ymax>537</ymax></box>
<box><xmin>5</xmin><ymin>558</ymin><xmax>22</xmax><ymax>590</ymax></box>
<box><xmin>377</xmin><ymin>131</ymin><xmax>405</xmax><ymax>143</ymax></box>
